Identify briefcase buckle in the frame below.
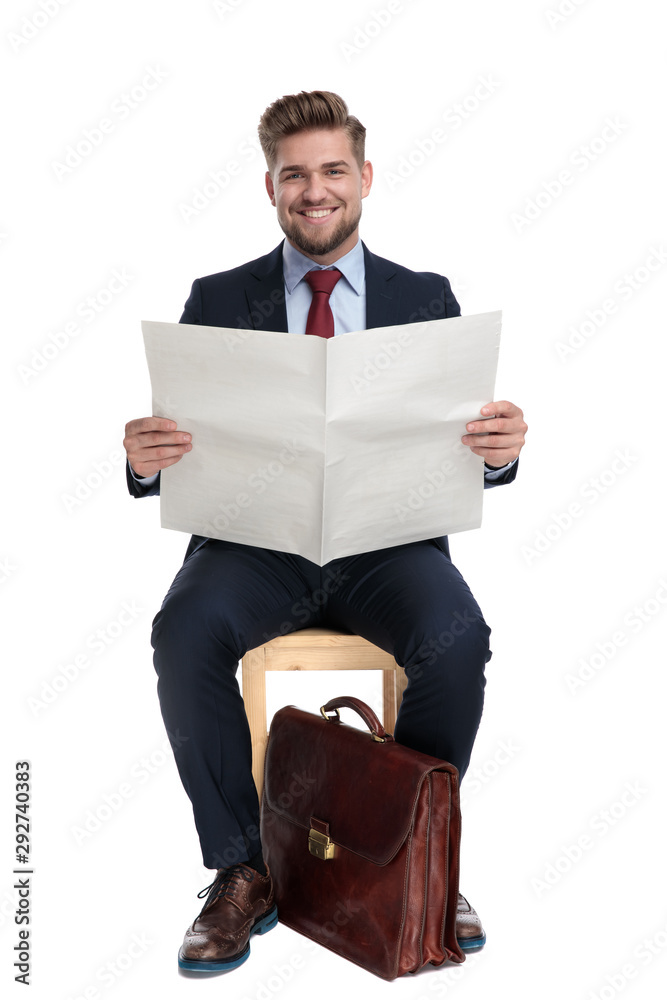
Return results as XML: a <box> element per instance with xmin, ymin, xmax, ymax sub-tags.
<box><xmin>308</xmin><ymin>828</ymin><xmax>336</xmax><ymax>860</ymax></box>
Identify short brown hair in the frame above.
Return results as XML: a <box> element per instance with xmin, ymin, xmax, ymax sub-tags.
<box><xmin>258</xmin><ymin>90</ymin><xmax>366</xmax><ymax>173</ymax></box>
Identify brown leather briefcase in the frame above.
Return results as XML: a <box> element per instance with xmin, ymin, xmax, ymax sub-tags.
<box><xmin>260</xmin><ymin>695</ymin><xmax>465</xmax><ymax>980</ymax></box>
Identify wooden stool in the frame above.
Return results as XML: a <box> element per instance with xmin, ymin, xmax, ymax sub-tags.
<box><xmin>241</xmin><ymin>627</ymin><xmax>408</xmax><ymax>798</ymax></box>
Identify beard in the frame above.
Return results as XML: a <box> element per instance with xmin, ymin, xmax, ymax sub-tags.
<box><xmin>278</xmin><ymin>205</ymin><xmax>362</xmax><ymax>258</ymax></box>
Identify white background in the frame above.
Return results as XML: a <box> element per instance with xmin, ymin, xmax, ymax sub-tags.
<box><xmin>2</xmin><ymin>1</ymin><xmax>666</xmax><ymax>998</ymax></box>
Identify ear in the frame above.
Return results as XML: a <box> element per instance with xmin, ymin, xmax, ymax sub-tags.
<box><xmin>265</xmin><ymin>170</ymin><xmax>276</xmax><ymax>206</ymax></box>
<box><xmin>361</xmin><ymin>160</ymin><xmax>373</xmax><ymax>199</ymax></box>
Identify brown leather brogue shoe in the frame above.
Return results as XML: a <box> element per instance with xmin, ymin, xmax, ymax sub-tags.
<box><xmin>178</xmin><ymin>863</ymin><xmax>278</xmax><ymax>972</ymax></box>
<box><xmin>456</xmin><ymin>893</ymin><xmax>486</xmax><ymax>951</ymax></box>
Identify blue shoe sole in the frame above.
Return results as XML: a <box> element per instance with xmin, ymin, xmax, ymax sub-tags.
<box><xmin>178</xmin><ymin>905</ymin><xmax>279</xmax><ymax>972</ymax></box>
<box><xmin>457</xmin><ymin>932</ymin><xmax>486</xmax><ymax>951</ymax></box>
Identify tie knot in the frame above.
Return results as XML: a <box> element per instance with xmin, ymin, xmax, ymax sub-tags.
<box><xmin>304</xmin><ymin>267</ymin><xmax>342</xmax><ymax>296</ymax></box>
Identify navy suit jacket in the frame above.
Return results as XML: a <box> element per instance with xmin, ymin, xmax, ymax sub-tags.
<box><xmin>127</xmin><ymin>241</ymin><xmax>518</xmax><ymax>561</ymax></box>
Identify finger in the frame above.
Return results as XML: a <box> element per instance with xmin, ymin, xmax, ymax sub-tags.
<box><xmin>132</xmin><ymin>442</ymin><xmax>192</xmax><ymax>465</ymax></box>
<box><xmin>465</xmin><ymin>416</ymin><xmax>511</xmax><ymax>434</ymax></box>
<box><xmin>479</xmin><ymin>400</ymin><xmax>521</xmax><ymax>419</ymax></box>
<box><xmin>129</xmin><ymin>429</ymin><xmax>192</xmax><ymax>449</ymax></box>
<box><xmin>463</xmin><ymin>423</ymin><xmax>525</xmax><ymax>441</ymax></box>
<box><xmin>463</xmin><ymin>435</ymin><xmax>523</xmax><ymax>453</ymax></box>
<box><xmin>123</xmin><ymin>431</ymin><xmax>191</xmax><ymax>461</ymax></box>
<box><xmin>134</xmin><ymin>453</ymin><xmax>188</xmax><ymax>477</ymax></box>
<box><xmin>466</xmin><ymin>410</ymin><xmax>527</xmax><ymax>438</ymax></box>
<box><xmin>124</xmin><ymin>416</ymin><xmax>178</xmax><ymax>437</ymax></box>
<box><xmin>468</xmin><ymin>445</ymin><xmax>518</xmax><ymax>465</ymax></box>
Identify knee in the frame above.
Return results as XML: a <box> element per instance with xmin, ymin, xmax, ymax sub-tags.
<box><xmin>415</xmin><ymin>612</ymin><xmax>491</xmax><ymax>668</ymax></box>
<box><xmin>151</xmin><ymin>583</ymin><xmax>238</xmax><ymax>661</ymax></box>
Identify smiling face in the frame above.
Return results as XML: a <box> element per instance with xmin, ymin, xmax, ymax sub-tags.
<box><xmin>265</xmin><ymin>128</ymin><xmax>373</xmax><ymax>265</ymax></box>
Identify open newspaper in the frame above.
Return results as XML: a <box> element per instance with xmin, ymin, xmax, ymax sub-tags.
<box><xmin>142</xmin><ymin>312</ymin><xmax>501</xmax><ymax>565</ymax></box>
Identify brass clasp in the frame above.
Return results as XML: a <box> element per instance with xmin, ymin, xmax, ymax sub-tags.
<box><xmin>308</xmin><ymin>827</ymin><xmax>336</xmax><ymax>860</ymax></box>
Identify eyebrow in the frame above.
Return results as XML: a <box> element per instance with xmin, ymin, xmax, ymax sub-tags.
<box><xmin>279</xmin><ymin>160</ymin><xmax>350</xmax><ymax>175</ymax></box>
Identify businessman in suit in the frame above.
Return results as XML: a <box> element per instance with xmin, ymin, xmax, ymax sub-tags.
<box><xmin>124</xmin><ymin>91</ymin><xmax>527</xmax><ymax>974</ymax></box>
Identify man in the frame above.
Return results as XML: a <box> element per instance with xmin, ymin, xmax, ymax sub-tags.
<box><xmin>124</xmin><ymin>90</ymin><xmax>527</xmax><ymax>974</ymax></box>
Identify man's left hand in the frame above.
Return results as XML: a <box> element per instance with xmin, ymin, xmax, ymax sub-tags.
<box><xmin>461</xmin><ymin>400</ymin><xmax>527</xmax><ymax>469</ymax></box>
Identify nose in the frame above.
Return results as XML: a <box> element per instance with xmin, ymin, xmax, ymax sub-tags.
<box><xmin>302</xmin><ymin>173</ymin><xmax>328</xmax><ymax>203</ymax></box>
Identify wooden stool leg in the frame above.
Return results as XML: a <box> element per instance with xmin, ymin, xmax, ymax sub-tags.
<box><xmin>382</xmin><ymin>669</ymin><xmax>397</xmax><ymax>733</ymax></box>
<box><xmin>242</xmin><ymin>647</ymin><xmax>268</xmax><ymax>800</ymax></box>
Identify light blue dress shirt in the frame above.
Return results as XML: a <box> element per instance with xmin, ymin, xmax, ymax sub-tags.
<box><xmin>131</xmin><ymin>237</ymin><xmax>515</xmax><ymax>484</ymax></box>
<box><xmin>282</xmin><ymin>237</ymin><xmax>365</xmax><ymax>337</ymax></box>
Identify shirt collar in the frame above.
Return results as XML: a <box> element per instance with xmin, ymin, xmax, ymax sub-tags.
<box><xmin>282</xmin><ymin>237</ymin><xmax>365</xmax><ymax>295</ymax></box>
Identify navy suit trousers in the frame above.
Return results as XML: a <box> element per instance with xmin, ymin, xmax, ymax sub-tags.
<box><xmin>151</xmin><ymin>537</ymin><xmax>492</xmax><ymax>869</ymax></box>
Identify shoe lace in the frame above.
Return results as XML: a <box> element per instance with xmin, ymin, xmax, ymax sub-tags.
<box><xmin>196</xmin><ymin>864</ymin><xmax>254</xmax><ymax>915</ymax></box>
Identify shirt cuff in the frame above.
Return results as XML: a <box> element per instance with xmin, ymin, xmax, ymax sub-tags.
<box><xmin>483</xmin><ymin>457</ymin><xmax>517</xmax><ymax>480</ymax></box>
<box><xmin>128</xmin><ymin>463</ymin><xmax>160</xmax><ymax>487</ymax></box>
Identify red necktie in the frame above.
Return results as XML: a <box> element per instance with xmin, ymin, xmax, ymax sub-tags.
<box><xmin>304</xmin><ymin>268</ymin><xmax>342</xmax><ymax>339</ymax></box>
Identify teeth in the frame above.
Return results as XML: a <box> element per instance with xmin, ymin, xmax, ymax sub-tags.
<box><xmin>302</xmin><ymin>209</ymin><xmax>334</xmax><ymax>218</ymax></box>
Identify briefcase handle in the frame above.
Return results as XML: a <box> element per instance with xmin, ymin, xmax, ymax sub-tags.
<box><xmin>320</xmin><ymin>695</ymin><xmax>394</xmax><ymax>744</ymax></box>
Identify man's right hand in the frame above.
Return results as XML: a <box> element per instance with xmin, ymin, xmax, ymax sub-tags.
<box><xmin>123</xmin><ymin>417</ymin><xmax>192</xmax><ymax>479</ymax></box>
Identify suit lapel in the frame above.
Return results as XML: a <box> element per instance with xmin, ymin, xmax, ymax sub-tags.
<box><xmin>363</xmin><ymin>242</ymin><xmax>400</xmax><ymax>330</ymax></box>
<box><xmin>241</xmin><ymin>240</ymin><xmax>401</xmax><ymax>333</ymax></box>
<box><xmin>244</xmin><ymin>243</ymin><xmax>288</xmax><ymax>332</ymax></box>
